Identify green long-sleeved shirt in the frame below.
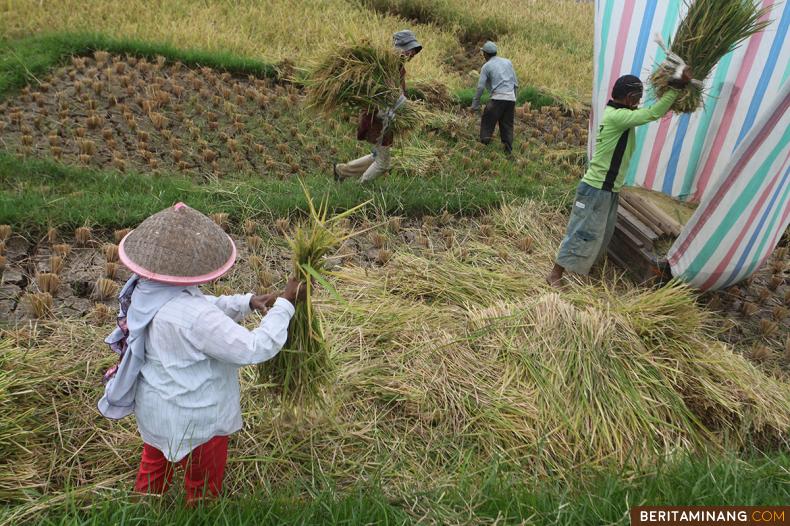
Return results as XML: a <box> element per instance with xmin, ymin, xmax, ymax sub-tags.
<box><xmin>582</xmin><ymin>90</ymin><xmax>678</xmax><ymax>192</ymax></box>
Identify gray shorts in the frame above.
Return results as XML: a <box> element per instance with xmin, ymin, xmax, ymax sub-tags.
<box><xmin>555</xmin><ymin>182</ymin><xmax>620</xmax><ymax>275</ymax></box>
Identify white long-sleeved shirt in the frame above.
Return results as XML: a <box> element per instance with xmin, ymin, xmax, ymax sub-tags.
<box><xmin>472</xmin><ymin>56</ymin><xmax>519</xmax><ymax>108</ymax></box>
<box><xmin>134</xmin><ymin>291</ymin><xmax>294</xmax><ymax>462</ymax></box>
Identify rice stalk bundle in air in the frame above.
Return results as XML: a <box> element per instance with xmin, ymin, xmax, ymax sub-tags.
<box><xmin>259</xmin><ymin>183</ymin><xmax>367</xmax><ymax>404</ymax></box>
<box><xmin>650</xmin><ymin>0</ymin><xmax>771</xmax><ymax>113</ymax></box>
<box><xmin>305</xmin><ymin>42</ymin><xmax>424</xmax><ymax>136</ymax></box>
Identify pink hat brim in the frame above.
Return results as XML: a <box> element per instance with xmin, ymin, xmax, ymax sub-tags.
<box><xmin>118</xmin><ymin>233</ymin><xmax>237</xmax><ymax>286</ymax></box>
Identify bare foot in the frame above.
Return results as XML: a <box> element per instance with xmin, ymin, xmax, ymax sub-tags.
<box><xmin>546</xmin><ymin>274</ymin><xmax>563</xmax><ymax>288</ymax></box>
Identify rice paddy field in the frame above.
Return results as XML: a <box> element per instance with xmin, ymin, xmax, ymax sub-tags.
<box><xmin>0</xmin><ymin>1</ymin><xmax>788</xmax><ymax>524</ymax></box>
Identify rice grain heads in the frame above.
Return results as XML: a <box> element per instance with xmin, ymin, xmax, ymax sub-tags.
<box><xmin>651</xmin><ymin>0</ymin><xmax>771</xmax><ymax>113</ymax></box>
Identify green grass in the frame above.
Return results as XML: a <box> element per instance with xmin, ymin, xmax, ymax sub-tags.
<box><xmin>3</xmin><ymin>452</ymin><xmax>787</xmax><ymax>525</ymax></box>
<box><xmin>0</xmin><ymin>153</ymin><xmax>573</xmax><ymax>231</ymax></box>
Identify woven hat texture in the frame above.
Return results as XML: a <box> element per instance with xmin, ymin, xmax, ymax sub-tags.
<box><xmin>119</xmin><ymin>203</ymin><xmax>235</xmax><ymax>284</ymax></box>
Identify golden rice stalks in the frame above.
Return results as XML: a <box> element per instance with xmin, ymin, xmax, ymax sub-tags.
<box><xmin>391</xmin><ymin>139</ymin><xmax>439</xmax><ymax>176</ymax></box>
<box><xmin>94</xmin><ymin>278</ymin><xmax>119</xmax><ymax>300</ymax></box>
<box><xmin>103</xmin><ymin>244</ymin><xmax>119</xmax><ymax>262</ymax></box>
<box><xmin>243</xmin><ymin>219</ymin><xmax>258</xmax><ymax>235</ymax></box>
<box><xmin>52</xmin><ymin>244</ymin><xmax>71</xmax><ymax>257</ymax></box>
<box><xmin>247</xmin><ymin>235</ymin><xmax>264</xmax><ymax>254</ymax></box>
<box><xmin>257</xmin><ymin>269</ymin><xmax>275</xmax><ymax>289</ymax></box>
<box><xmin>36</xmin><ymin>273</ymin><xmax>60</xmax><ymax>295</ymax></box>
<box><xmin>25</xmin><ymin>292</ymin><xmax>53</xmax><ymax>318</ymax></box>
<box><xmin>49</xmin><ymin>254</ymin><xmax>64</xmax><ymax>274</ymax></box>
<box><xmin>210</xmin><ymin>213</ymin><xmax>230</xmax><ymax>231</ymax></box>
<box><xmin>0</xmin><ymin>255</ymin><xmax>5</xmax><ymax>271</ymax></box>
<box><xmin>90</xmin><ymin>302</ymin><xmax>115</xmax><ymax>324</ymax></box>
<box><xmin>105</xmin><ymin>262</ymin><xmax>119</xmax><ymax>280</ymax></box>
<box><xmin>114</xmin><ymin>228</ymin><xmax>131</xmax><ymax>243</ymax></box>
<box><xmin>0</xmin><ymin>225</ymin><xmax>11</xmax><ymax>242</ymax></box>
<box><xmin>46</xmin><ymin>227</ymin><xmax>58</xmax><ymax>244</ymax></box>
<box><xmin>306</xmin><ymin>42</ymin><xmax>403</xmax><ymax>115</ymax></box>
<box><xmin>259</xmin><ymin>184</ymin><xmax>367</xmax><ymax>404</ymax></box>
<box><xmin>74</xmin><ymin>227</ymin><xmax>91</xmax><ymax>246</ymax></box>
<box><xmin>650</xmin><ymin>0</ymin><xmax>771</xmax><ymax>113</ymax></box>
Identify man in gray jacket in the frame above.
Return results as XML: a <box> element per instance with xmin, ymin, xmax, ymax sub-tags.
<box><xmin>471</xmin><ymin>41</ymin><xmax>519</xmax><ymax>155</ymax></box>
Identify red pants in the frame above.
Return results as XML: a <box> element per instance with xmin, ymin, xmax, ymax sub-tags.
<box><xmin>134</xmin><ymin>435</ymin><xmax>228</xmax><ymax>503</ymax></box>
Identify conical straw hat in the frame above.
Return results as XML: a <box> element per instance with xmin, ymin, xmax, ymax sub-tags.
<box><xmin>118</xmin><ymin>203</ymin><xmax>236</xmax><ymax>285</ymax></box>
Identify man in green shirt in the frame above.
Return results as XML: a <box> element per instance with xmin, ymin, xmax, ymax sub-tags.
<box><xmin>546</xmin><ymin>70</ymin><xmax>691</xmax><ymax>287</ymax></box>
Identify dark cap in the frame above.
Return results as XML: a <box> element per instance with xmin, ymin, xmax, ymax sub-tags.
<box><xmin>612</xmin><ymin>74</ymin><xmax>643</xmax><ymax>99</ymax></box>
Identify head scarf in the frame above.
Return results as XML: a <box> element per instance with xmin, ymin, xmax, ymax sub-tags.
<box><xmin>98</xmin><ymin>275</ymin><xmax>193</xmax><ymax>419</ymax></box>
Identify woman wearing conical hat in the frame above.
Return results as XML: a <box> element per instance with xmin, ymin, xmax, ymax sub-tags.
<box><xmin>98</xmin><ymin>202</ymin><xmax>306</xmax><ymax>504</ymax></box>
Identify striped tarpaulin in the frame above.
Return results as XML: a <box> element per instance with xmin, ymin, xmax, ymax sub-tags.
<box><xmin>667</xmin><ymin>82</ymin><xmax>790</xmax><ymax>290</ymax></box>
<box><xmin>592</xmin><ymin>0</ymin><xmax>790</xmax><ymax>290</ymax></box>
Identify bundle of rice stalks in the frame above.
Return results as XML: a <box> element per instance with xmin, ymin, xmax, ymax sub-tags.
<box><xmin>48</xmin><ymin>255</ymin><xmax>64</xmax><ymax>275</ymax></box>
<box><xmin>306</xmin><ymin>42</ymin><xmax>423</xmax><ymax>136</ymax></box>
<box><xmin>52</xmin><ymin>243</ymin><xmax>71</xmax><ymax>257</ymax></box>
<box><xmin>259</xmin><ymin>185</ymin><xmax>367</xmax><ymax>404</ymax></box>
<box><xmin>103</xmin><ymin>243</ymin><xmax>119</xmax><ymax>262</ymax></box>
<box><xmin>104</xmin><ymin>262</ymin><xmax>119</xmax><ymax>280</ymax></box>
<box><xmin>74</xmin><ymin>227</ymin><xmax>91</xmax><ymax>246</ymax></box>
<box><xmin>306</xmin><ymin>43</ymin><xmax>402</xmax><ymax>114</ymax></box>
<box><xmin>650</xmin><ymin>0</ymin><xmax>771</xmax><ymax>113</ymax></box>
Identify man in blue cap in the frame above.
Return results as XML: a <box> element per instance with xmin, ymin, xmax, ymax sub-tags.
<box><xmin>471</xmin><ymin>41</ymin><xmax>519</xmax><ymax>155</ymax></box>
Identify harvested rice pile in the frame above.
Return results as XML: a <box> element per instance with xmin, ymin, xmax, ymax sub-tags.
<box><xmin>1</xmin><ymin>201</ymin><xmax>788</xmax><ymax>519</ymax></box>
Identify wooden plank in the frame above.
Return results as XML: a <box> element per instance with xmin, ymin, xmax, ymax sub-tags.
<box><xmin>614</xmin><ymin>222</ymin><xmax>646</xmax><ymax>250</ymax></box>
<box><xmin>620</xmin><ymin>198</ymin><xmax>662</xmax><ymax>236</ymax></box>
<box><xmin>623</xmin><ymin>192</ymin><xmax>683</xmax><ymax>237</ymax></box>
<box><xmin>618</xmin><ymin>207</ymin><xmax>659</xmax><ymax>243</ymax></box>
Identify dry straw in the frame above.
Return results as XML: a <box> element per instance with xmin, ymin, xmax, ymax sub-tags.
<box><xmin>52</xmin><ymin>244</ymin><xmax>71</xmax><ymax>257</ymax></box>
<box><xmin>36</xmin><ymin>273</ymin><xmax>60</xmax><ymax>295</ymax></box>
<box><xmin>103</xmin><ymin>243</ymin><xmax>119</xmax><ymax>262</ymax></box>
<box><xmin>94</xmin><ymin>278</ymin><xmax>119</xmax><ymax>300</ymax></box>
<box><xmin>74</xmin><ymin>227</ymin><xmax>91</xmax><ymax>246</ymax></box>
<box><xmin>1</xmin><ymin>199</ymin><xmax>788</xmax><ymax>518</ymax></box>
<box><xmin>25</xmin><ymin>292</ymin><xmax>53</xmax><ymax>318</ymax></box>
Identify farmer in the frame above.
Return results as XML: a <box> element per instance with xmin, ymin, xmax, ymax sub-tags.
<box><xmin>546</xmin><ymin>70</ymin><xmax>691</xmax><ymax>287</ymax></box>
<box><xmin>98</xmin><ymin>202</ymin><xmax>306</xmax><ymax>504</ymax></box>
<box><xmin>471</xmin><ymin>41</ymin><xmax>519</xmax><ymax>155</ymax></box>
<box><xmin>333</xmin><ymin>29</ymin><xmax>422</xmax><ymax>183</ymax></box>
